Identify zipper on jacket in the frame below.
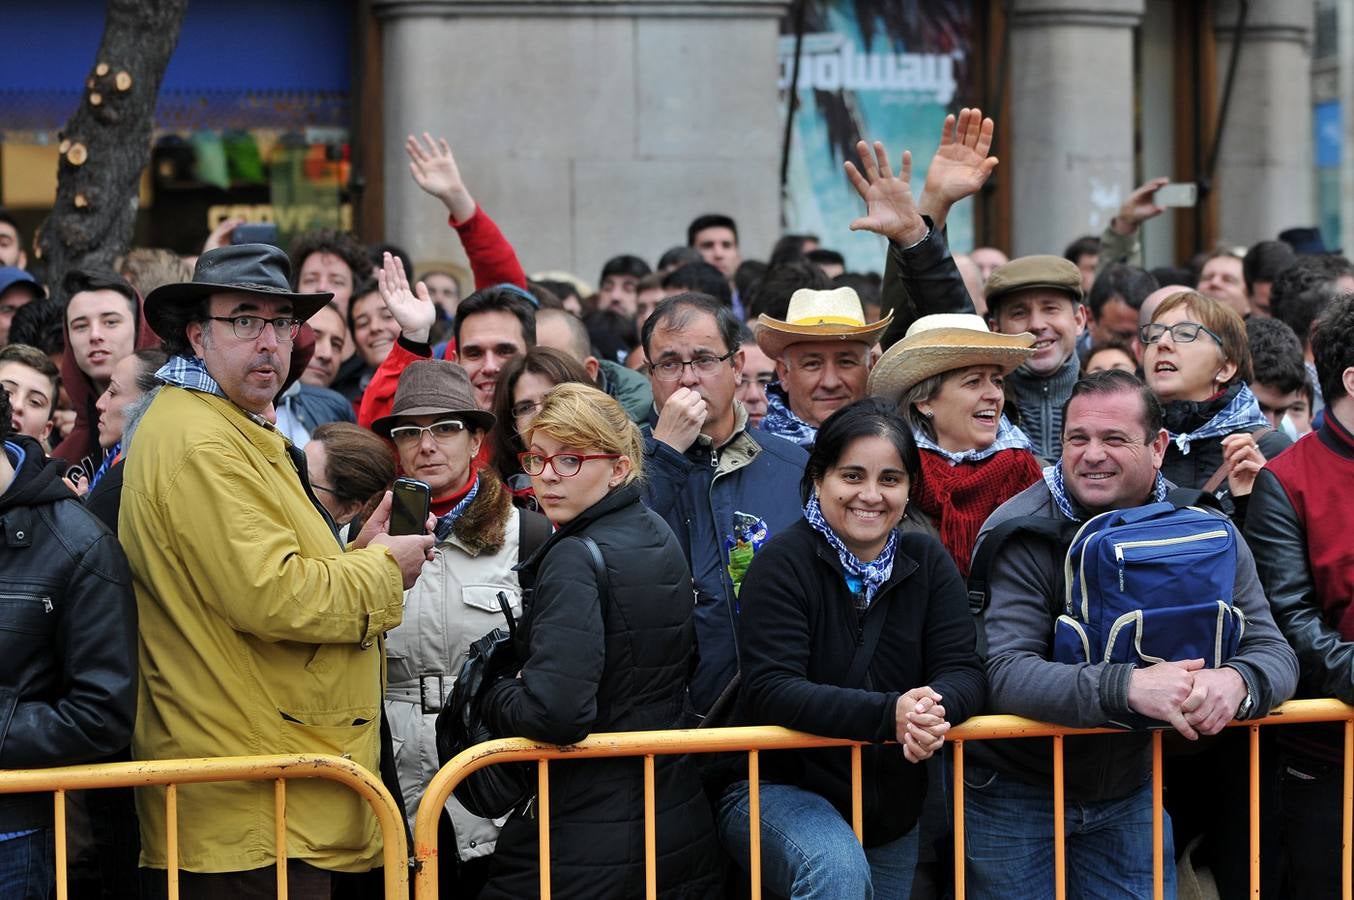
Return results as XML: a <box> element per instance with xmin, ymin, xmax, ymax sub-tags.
<box><xmin>0</xmin><ymin>593</ymin><xmax>53</xmax><ymax>612</ymax></box>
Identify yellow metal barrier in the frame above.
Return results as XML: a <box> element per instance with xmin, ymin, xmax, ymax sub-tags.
<box><xmin>415</xmin><ymin>698</ymin><xmax>1354</xmax><ymax>900</ymax></box>
<box><xmin>0</xmin><ymin>754</ymin><xmax>409</xmax><ymax>900</ymax></box>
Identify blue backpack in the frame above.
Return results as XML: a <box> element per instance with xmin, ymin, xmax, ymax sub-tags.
<box><xmin>969</xmin><ymin>490</ymin><xmax>1245</xmax><ymax>668</ymax></box>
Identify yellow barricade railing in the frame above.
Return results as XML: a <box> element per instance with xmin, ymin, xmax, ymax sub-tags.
<box><xmin>0</xmin><ymin>754</ymin><xmax>409</xmax><ymax>900</ymax></box>
<box><xmin>415</xmin><ymin>698</ymin><xmax>1354</xmax><ymax>900</ymax></box>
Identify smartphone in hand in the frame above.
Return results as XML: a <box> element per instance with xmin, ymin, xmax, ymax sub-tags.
<box><xmin>389</xmin><ymin>477</ymin><xmax>432</xmax><ymax>536</ymax></box>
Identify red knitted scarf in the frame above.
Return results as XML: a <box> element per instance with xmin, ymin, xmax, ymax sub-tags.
<box><xmin>914</xmin><ymin>449</ymin><xmax>1044</xmax><ymax>578</ymax></box>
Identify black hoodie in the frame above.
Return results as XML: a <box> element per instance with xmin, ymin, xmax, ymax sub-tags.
<box><xmin>0</xmin><ymin>435</ymin><xmax>137</xmax><ymax>830</ymax></box>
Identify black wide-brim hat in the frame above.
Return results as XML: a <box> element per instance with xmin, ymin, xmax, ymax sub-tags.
<box><xmin>143</xmin><ymin>243</ymin><xmax>333</xmax><ymax>338</ymax></box>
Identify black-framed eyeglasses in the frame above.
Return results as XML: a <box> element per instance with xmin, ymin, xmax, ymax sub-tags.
<box><xmin>648</xmin><ymin>350</ymin><xmax>736</xmax><ymax>382</ymax></box>
<box><xmin>511</xmin><ymin>399</ymin><xmax>543</xmax><ymax>421</ymax></box>
<box><xmin>518</xmin><ymin>451</ymin><xmax>620</xmax><ymax>477</ymax></box>
<box><xmin>208</xmin><ymin>315</ymin><xmax>301</xmax><ymax>343</ymax></box>
<box><xmin>388</xmin><ymin>419</ymin><xmax>468</xmax><ymax>446</ymax></box>
<box><xmin>1139</xmin><ymin>322</ymin><xmax>1223</xmax><ymax>346</ymax></box>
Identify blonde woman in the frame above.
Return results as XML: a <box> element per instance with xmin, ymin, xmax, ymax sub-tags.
<box><xmin>476</xmin><ymin>383</ymin><xmax>721</xmax><ymax>899</ymax></box>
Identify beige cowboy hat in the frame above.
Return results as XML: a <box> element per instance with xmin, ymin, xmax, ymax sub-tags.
<box><xmin>867</xmin><ymin>314</ymin><xmax>1036</xmax><ymax>406</ymax></box>
<box><xmin>755</xmin><ymin>286</ymin><xmax>892</xmax><ymax>359</ymax></box>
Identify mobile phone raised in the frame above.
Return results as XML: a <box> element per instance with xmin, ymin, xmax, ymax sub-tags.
<box><xmin>231</xmin><ymin>222</ymin><xmax>281</xmax><ymax>246</ymax></box>
<box><xmin>1155</xmin><ymin>183</ymin><xmax>1197</xmax><ymax>207</ymax></box>
<box><xmin>388</xmin><ymin>477</ymin><xmax>432</xmax><ymax>536</ymax></box>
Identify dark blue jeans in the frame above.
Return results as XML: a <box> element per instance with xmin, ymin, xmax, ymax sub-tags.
<box><xmin>962</xmin><ymin>765</ymin><xmax>1175</xmax><ymax>900</ymax></box>
<box><xmin>0</xmin><ymin>827</ymin><xmax>54</xmax><ymax>900</ymax></box>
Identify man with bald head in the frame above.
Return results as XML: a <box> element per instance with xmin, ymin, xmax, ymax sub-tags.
<box><xmin>534</xmin><ymin>307</ymin><xmax>652</xmax><ymax>422</ymax></box>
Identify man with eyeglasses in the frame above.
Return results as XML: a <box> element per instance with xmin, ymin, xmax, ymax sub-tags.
<box><xmin>640</xmin><ymin>292</ymin><xmax>808</xmax><ymax>717</ymax></box>
<box><xmin>121</xmin><ymin>244</ymin><xmax>435</xmax><ymax>895</ymax></box>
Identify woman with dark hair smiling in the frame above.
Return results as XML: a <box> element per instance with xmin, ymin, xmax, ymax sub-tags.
<box><xmin>717</xmin><ymin>397</ymin><xmax>985</xmax><ymax>899</ymax></box>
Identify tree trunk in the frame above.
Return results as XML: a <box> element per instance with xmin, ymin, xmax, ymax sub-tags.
<box><xmin>38</xmin><ymin>0</ymin><xmax>188</xmax><ymax>298</ymax></box>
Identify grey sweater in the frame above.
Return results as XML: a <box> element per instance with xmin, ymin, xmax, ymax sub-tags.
<box><xmin>968</xmin><ymin>479</ymin><xmax>1299</xmax><ymax>800</ymax></box>
<box><xmin>1006</xmin><ymin>353</ymin><xmax>1081</xmax><ymax>460</ymax></box>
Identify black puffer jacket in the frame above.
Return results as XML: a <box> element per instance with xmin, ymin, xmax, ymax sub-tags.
<box><xmin>737</xmin><ymin>518</ymin><xmax>986</xmax><ymax>845</ymax></box>
<box><xmin>1160</xmin><ymin>383</ymin><xmax>1291</xmax><ymax>524</ymax></box>
<box><xmin>479</xmin><ymin>482</ymin><xmax>722</xmax><ymax>900</ymax></box>
<box><xmin>0</xmin><ymin>435</ymin><xmax>137</xmax><ymax>830</ymax></box>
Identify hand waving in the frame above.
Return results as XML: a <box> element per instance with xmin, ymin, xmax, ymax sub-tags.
<box><xmin>406</xmin><ymin>133</ymin><xmax>476</xmax><ymax>224</ymax></box>
<box><xmin>844</xmin><ymin>140</ymin><xmax>928</xmax><ymax>247</ymax></box>
<box><xmin>376</xmin><ymin>251</ymin><xmax>436</xmax><ymax>344</ymax></box>
<box><xmin>919</xmin><ymin>108</ymin><xmax>998</xmax><ymax>229</ymax></box>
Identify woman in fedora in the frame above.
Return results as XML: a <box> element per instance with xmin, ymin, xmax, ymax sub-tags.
<box><xmin>371</xmin><ymin>359</ymin><xmax>551</xmax><ymax>896</ymax></box>
<box><xmin>868</xmin><ymin>314</ymin><xmax>1043</xmax><ymax>577</ymax></box>
<box><xmin>477</xmin><ymin>383</ymin><xmax>721</xmax><ymax>899</ymax></box>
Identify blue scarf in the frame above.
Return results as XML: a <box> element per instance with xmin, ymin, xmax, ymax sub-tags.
<box><xmin>1042</xmin><ymin>463</ymin><xmax>1168</xmax><ymax>522</ymax></box>
<box><xmin>1169</xmin><ymin>383</ymin><xmax>1271</xmax><ymax>455</ymax></box>
<box><xmin>88</xmin><ymin>440</ymin><xmax>121</xmax><ymax>490</ymax></box>
<box><xmin>912</xmin><ymin>415</ymin><xmax>1033</xmax><ymax>465</ymax></box>
<box><xmin>804</xmin><ymin>492</ymin><xmax>897</xmax><ymax>608</ymax></box>
<box><xmin>760</xmin><ymin>381</ymin><xmax>818</xmax><ymax>448</ymax></box>
<box><xmin>434</xmin><ymin>473</ymin><xmax>480</xmax><ymax>542</ymax></box>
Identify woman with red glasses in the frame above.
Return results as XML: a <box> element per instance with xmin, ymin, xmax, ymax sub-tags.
<box><xmin>476</xmin><ymin>382</ymin><xmax>721</xmax><ymax>899</ymax></box>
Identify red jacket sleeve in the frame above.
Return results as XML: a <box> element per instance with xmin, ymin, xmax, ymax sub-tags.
<box><xmin>452</xmin><ymin>205</ymin><xmax>527</xmax><ymax>290</ymax></box>
<box><xmin>357</xmin><ymin>338</ymin><xmax>431</xmax><ymax>430</ymax></box>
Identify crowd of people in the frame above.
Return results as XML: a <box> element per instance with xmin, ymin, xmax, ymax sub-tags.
<box><xmin>0</xmin><ymin>106</ymin><xmax>1352</xmax><ymax>900</ymax></box>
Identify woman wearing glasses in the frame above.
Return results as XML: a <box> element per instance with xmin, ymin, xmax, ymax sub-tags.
<box><xmin>1142</xmin><ymin>291</ymin><xmax>1291</xmax><ymax>522</ymax></box>
<box><xmin>371</xmin><ymin>359</ymin><xmax>552</xmax><ymax>897</ymax></box>
<box><xmin>489</xmin><ymin>346</ymin><xmax>593</xmax><ymax>509</ymax></box>
<box><xmin>477</xmin><ymin>382</ymin><xmax>721</xmax><ymax>900</ymax></box>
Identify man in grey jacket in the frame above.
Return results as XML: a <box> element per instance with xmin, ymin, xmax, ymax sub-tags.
<box><xmin>966</xmin><ymin>369</ymin><xmax>1298</xmax><ymax>900</ymax></box>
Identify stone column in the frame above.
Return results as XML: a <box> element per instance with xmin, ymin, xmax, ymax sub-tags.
<box><xmin>1008</xmin><ymin>0</ymin><xmax>1144</xmax><ymax>258</ymax></box>
<box><xmin>1212</xmin><ymin>0</ymin><xmax>1315</xmax><ymax>247</ymax></box>
<box><xmin>373</xmin><ymin>0</ymin><xmax>788</xmax><ymax>287</ymax></box>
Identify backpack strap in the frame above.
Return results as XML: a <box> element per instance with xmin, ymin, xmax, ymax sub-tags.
<box><xmin>514</xmin><ymin>509</ymin><xmax>553</xmax><ymax>592</ymax></box>
<box><xmin>1200</xmin><ymin>426</ymin><xmax>1274</xmax><ymax>494</ymax></box>
<box><xmin>577</xmin><ymin>536</ymin><xmax>610</xmax><ymax>600</ymax></box>
<box><xmin>967</xmin><ymin>516</ymin><xmax>1076</xmax><ymax>616</ymax></box>
<box><xmin>1164</xmin><ymin>487</ymin><xmax>1224</xmax><ymax>512</ymax></box>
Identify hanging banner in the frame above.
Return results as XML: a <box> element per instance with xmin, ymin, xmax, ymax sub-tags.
<box><xmin>779</xmin><ymin>1</ymin><xmax>976</xmax><ymax>274</ymax></box>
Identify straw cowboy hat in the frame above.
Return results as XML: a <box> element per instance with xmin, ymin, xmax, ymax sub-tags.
<box><xmin>867</xmin><ymin>314</ymin><xmax>1036</xmax><ymax>406</ymax></box>
<box><xmin>144</xmin><ymin>243</ymin><xmax>332</xmax><ymax>338</ymax></box>
<box><xmin>755</xmin><ymin>286</ymin><xmax>892</xmax><ymax>359</ymax></box>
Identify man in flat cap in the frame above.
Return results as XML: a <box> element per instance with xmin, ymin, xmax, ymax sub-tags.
<box><xmin>754</xmin><ymin>286</ymin><xmax>891</xmax><ymax>447</ymax></box>
<box><xmin>121</xmin><ymin>244</ymin><xmax>434</xmax><ymax>896</ymax></box>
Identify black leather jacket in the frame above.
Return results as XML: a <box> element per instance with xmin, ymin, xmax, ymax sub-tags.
<box><xmin>1246</xmin><ymin>467</ymin><xmax>1354</xmax><ymax>704</ymax></box>
<box><xmin>0</xmin><ymin>435</ymin><xmax>137</xmax><ymax>830</ymax></box>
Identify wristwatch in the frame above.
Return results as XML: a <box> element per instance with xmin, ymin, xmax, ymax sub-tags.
<box><xmin>1237</xmin><ymin>686</ymin><xmax>1255</xmax><ymax>719</ymax></box>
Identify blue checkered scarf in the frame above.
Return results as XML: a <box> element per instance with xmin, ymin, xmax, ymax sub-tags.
<box><xmin>804</xmin><ymin>492</ymin><xmax>897</xmax><ymax>609</ymax></box>
<box><xmin>759</xmin><ymin>382</ymin><xmax>818</xmax><ymax>448</ymax></box>
<box><xmin>1043</xmin><ymin>463</ymin><xmax>1169</xmax><ymax>522</ymax></box>
<box><xmin>1169</xmin><ymin>383</ymin><xmax>1271</xmax><ymax>455</ymax></box>
<box><xmin>433</xmin><ymin>473</ymin><xmax>480</xmax><ymax>542</ymax></box>
<box><xmin>156</xmin><ymin>355</ymin><xmax>227</xmax><ymax>398</ymax></box>
<box><xmin>912</xmin><ymin>414</ymin><xmax>1033</xmax><ymax>465</ymax></box>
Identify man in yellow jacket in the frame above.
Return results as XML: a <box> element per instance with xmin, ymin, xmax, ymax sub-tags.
<box><xmin>121</xmin><ymin>244</ymin><xmax>434</xmax><ymax>896</ymax></box>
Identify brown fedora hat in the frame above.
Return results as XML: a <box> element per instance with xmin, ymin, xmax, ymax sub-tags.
<box><xmin>143</xmin><ymin>243</ymin><xmax>333</xmax><ymax>338</ymax></box>
<box><xmin>371</xmin><ymin>360</ymin><xmax>496</xmax><ymax>437</ymax></box>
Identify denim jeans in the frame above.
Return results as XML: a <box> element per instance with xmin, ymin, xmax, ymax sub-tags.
<box><xmin>962</xmin><ymin>765</ymin><xmax>1175</xmax><ymax>900</ymax></box>
<box><xmin>0</xmin><ymin>827</ymin><xmax>54</xmax><ymax>900</ymax></box>
<box><xmin>717</xmin><ymin>780</ymin><xmax>919</xmax><ymax>899</ymax></box>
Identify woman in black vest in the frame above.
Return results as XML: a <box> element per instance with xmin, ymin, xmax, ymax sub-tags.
<box><xmin>477</xmin><ymin>383</ymin><xmax>721</xmax><ymax>899</ymax></box>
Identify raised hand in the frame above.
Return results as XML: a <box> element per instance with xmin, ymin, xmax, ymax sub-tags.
<box><xmin>1110</xmin><ymin>177</ymin><xmax>1170</xmax><ymax>236</ymax></box>
<box><xmin>1221</xmin><ymin>432</ymin><xmax>1268</xmax><ymax>498</ymax></box>
<box><xmin>406</xmin><ymin>132</ymin><xmax>476</xmax><ymax>224</ymax></box>
<box><xmin>376</xmin><ymin>251</ymin><xmax>436</xmax><ymax>344</ymax></box>
<box><xmin>919</xmin><ymin>107</ymin><xmax>998</xmax><ymax>229</ymax></box>
<box><xmin>844</xmin><ymin>140</ymin><xmax>928</xmax><ymax>247</ymax></box>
